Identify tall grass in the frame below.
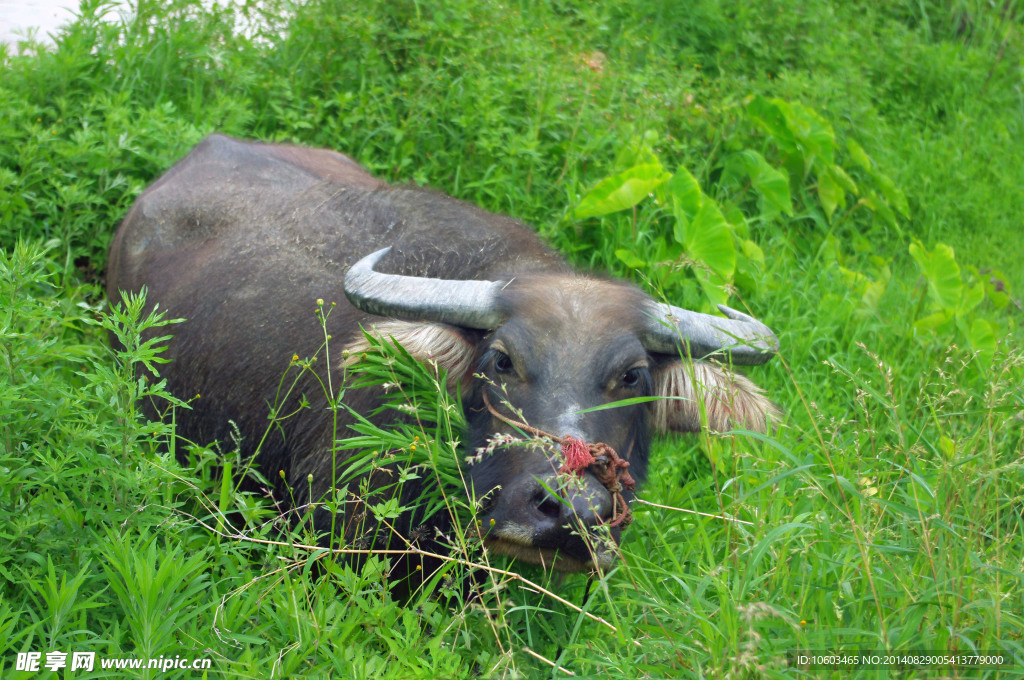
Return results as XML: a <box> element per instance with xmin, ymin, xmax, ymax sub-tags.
<box><xmin>1</xmin><ymin>0</ymin><xmax>1022</xmax><ymax>677</ymax></box>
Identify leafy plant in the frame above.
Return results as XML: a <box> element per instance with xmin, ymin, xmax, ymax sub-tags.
<box><xmin>568</xmin><ymin>96</ymin><xmax>911</xmax><ymax>310</ymax></box>
<box><xmin>908</xmin><ymin>239</ymin><xmax>1007</xmax><ymax>366</ymax></box>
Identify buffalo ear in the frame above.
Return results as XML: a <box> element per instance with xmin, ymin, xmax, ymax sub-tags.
<box><xmin>650</xmin><ymin>360</ymin><xmax>780</xmax><ymax>433</ymax></box>
<box><xmin>342</xmin><ymin>320</ymin><xmax>478</xmax><ymax>389</ymax></box>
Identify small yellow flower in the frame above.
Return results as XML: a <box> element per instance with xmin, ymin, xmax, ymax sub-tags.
<box><xmin>410</xmin><ymin>445</ymin><xmax>416</xmax><ymax>451</ymax></box>
<box><xmin>279</xmin><ymin>470</ymin><xmax>286</xmax><ymax>479</ymax></box>
<box><xmin>292</xmin><ymin>354</ymin><xmax>299</xmax><ymax>362</ymax></box>
<box><xmin>307</xmin><ymin>474</ymin><xmax>313</xmax><ymax>483</ymax></box>
<box><xmin>316</xmin><ymin>298</ymin><xmax>324</xmax><ymax>306</ymax></box>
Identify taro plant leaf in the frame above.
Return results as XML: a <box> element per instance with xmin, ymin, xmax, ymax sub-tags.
<box><xmin>734</xmin><ymin>149</ymin><xmax>793</xmax><ymax>218</ymax></box>
<box><xmin>872</xmin><ymin>170</ymin><xmax>911</xmax><ymax>218</ymax></box>
<box><xmin>666</xmin><ymin>165</ymin><xmax>736</xmax><ymax>304</ymax></box>
<box><xmin>666</xmin><ymin>165</ymin><xmax>703</xmax><ymax>228</ymax></box>
<box><xmin>817</xmin><ymin>167</ymin><xmax>844</xmax><ymax>221</ymax></box>
<box><xmin>735</xmin><ymin>239</ymin><xmax>766</xmax><ymax>294</ymax></box>
<box><xmin>959</xmin><ymin>281</ymin><xmax>985</xmax><ymax>316</ymax></box>
<box><xmin>982</xmin><ymin>268</ymin><xmax>1012</xmax><ymax>309</ymax></box>
<box><xmin>725</xmin><ymin>203</ymin><xmax>750</xmax><ymax>239</ymax></box>
<box><xmin>838</xmin><ymin>263</ymin><xmax>888</xmax><ymax>314</ymax></box>
<box><xmin>747</xmin><ymin>95</ymin><xmax>797</xmax><ymax>153</ymax></box>
<box><xmin>615</xmin><ymin>249</ymin><xmax>647</xmax><ymax>269</ymax></box>
<box><xmin>863</xmin><ymin>190</ymin><xmax>899</xmax><ymax>229</ymax></box>
<box><xmin>914</xmin><ymin>310</ymin><xmax>954</xmax><ymax>332</ymax></box>
<box><xmin>909</xmin><ymin>241</ymin><xmax>962</xmax><ymax>311</ymax></box>
<box><xmin>829</xmin><ymin>164</ymin><xmax>858</xmax><ymax>195</ymax></box>
<box><xmin>686</xmin><ymin>200</ymin><xmax>736</xmax><ymax>305</ymax></box>
<box><xmin>846</xmin><ymin>139</ymin><xmax>873</xmax><ymax>170</ymax></box>
<box><xmin>786</xmin><ymin>100</ymin><xmax>835</xmax><ymax>167</ymax></box>
<box><xmin>573</xmin><ymin>163</ymin><xmax>671</xmax><ymax>219</ymax></box>
<box><xmin>740</xmin><ymin>239</ymin><xmax>765</xmax><ymax>268</ymax></box>
<box><xmin>749</xmin><ymin>96</ymin><xmax>835</xmax><ymax>171</ymax></box>
<box><xmin>968</xmin><ymin>318</ymin><xmax>997</xmax><ymax>363</ymax></box>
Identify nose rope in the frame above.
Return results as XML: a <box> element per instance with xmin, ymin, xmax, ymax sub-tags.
<box><xmin>481</xmin><ymin>390</ymin><xmax>636</xmax><ymax>528</ymax></box>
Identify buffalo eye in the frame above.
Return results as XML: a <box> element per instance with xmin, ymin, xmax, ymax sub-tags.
<box><xmin>493</xmin><ymin>351</ymin><xmax>514</xmax><ymax>375</ymax></box>
<box><xmin>622</xmin><ymin>367</ymin><xmax>643</xmax><ymax>389</ymax></box>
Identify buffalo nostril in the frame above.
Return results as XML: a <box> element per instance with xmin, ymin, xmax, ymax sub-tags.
<box><xmin>534</xmin><ymin>490</ymin><xmax>563</xmax><ymax>519</ymax></box>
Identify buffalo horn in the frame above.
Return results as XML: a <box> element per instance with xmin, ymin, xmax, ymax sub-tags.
<box><xmin>344</xmin><ymin>247</ymin><xmax>506</xmax><ymax>329</ymax></box>
<box><xmin>640</xmin><ymin>303</ymin><xmax>779</xmax><ymax>365</ymax></box>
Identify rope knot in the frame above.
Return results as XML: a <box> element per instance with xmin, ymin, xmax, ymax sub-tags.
<box><xmin>483</xmin><ymin>391</ymin><xmax>636</xmax><ymax>529</ymax></box>
<box><xmin>558</xmin><ymin>438</ymin><xmax>636</xmax><ymax>528</ymax></box>
<box><xmin>558</xmin><ymin>435</ymin><xmax>595</xmax><ymax>475</ymax></box>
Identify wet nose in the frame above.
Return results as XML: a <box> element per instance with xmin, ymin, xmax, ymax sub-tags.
<box><xmin>501</xmin><ymin>471</ymin><xmax>613</xmax><ymax>548</ymax></box>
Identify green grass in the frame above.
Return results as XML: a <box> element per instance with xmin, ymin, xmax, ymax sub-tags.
<box><xmin>2</xmin><ymin>0</ymin><xmax>1023</xmax><ymax>677</ymax></box>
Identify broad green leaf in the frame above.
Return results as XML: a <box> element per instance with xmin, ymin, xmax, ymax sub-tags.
<box><xmin>787</xmin><ymin>101</ymin><xmax>836</xmax><ymax>166</ymax></box>
<box><xmin>725</xmin><ymin>204</ymin><xmax>749</xmax><ymax>239</ymax></box>
<box><xmin>872</xmin><ymin>170</ymin><xmax>911</xmax><ymax>218</ymax></box>
<box><xmin>614</xmin><ymin>249</ymin><xmax>647</xmax><ymax>269</ymax></box>
<box><xmin>686</xmin><ymin>200</ymin><xmax>736</xmax><ymax>280</ymax></box>
<box><xmin>735</xmin><ymin>149</ymin><xmax>793</xmax><ymax>218</ymax></box>
<box><xmin>817</xmin><ymin>166</ymin><xmax>843</xmax><ymax>221</ymax></box>
<box><xmin>735</xmin><ymin>239</ymin><xmax>764</xmax><ymax>294</ymax></box>
<box><xmin>909</xmin><ymin>241</ymin><xmax>962</xmax><ymax>311</ymax></box>
<box><xmin>983</xmin><ymin>269</ymin><xmax>1011</xmax><ymax>310</ymax></box>
<box><xmin>968</xmin><ymin>318</ymin><xmax>996</xmax><ymax>362</ymax></box>
<box><xmin>614</xmin><ymin>136</ymin><xmax>660</xmax><ymax>169</ymax></box>
<box><xmin>740</xmin><ymin>239</ymin><xmax>765</xmax><ymax>267</ymax></box>
<box><xmin>734</xmin><ymin>262</ymin><xmax>758</xmax><ymax>297</ymax></box>
<box><xmin>839</xmin><ymin>266</ymin><xmax>868</xmax><ymax>292</ymax></box>
<box><xmin>695</xmin><ymin>269</ymin><xmax>731</xmax><ymax>309</ymax></box>
<box><xmin>746</xmin><ymin>95</ymin><xmax>796</xmax><ymax>152</ymax></box>
<box><xmin>913</xmin><ymin>309</ymin><xmax>953</xmax><ymax>332</ymax></box>
<box><xmin>574</xmin><ymin>163</ymin><xmax>671</xmax><ymax>219</ymax></box>
<box><xmin>846</xmin><ymin>139</ymin><xmax>872</xmax><ymax>170</ymax></box>
<box><xmin>667</xmin><ymin>165</ymin><xmax>703</xmax><ymax>222</ymax></box>
<box><xmin>863</xmin><ymin>190</ymin><xmax>898</xmax><ymax>229</ymax></box>
<box><xmin>829</xmin><ymin>163</ymin><xmax>859</xmax><ymax>195</ymax></box>
<box><xmin>959</xmin><ymin>281</ymin><xmax>984</xmax><ymax>316</ymax></box>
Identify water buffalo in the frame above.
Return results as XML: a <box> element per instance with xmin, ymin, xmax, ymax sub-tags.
<box><xmin>107</xmin><ymin>134</ymin><xmax>779</xmax><ymax>578</ymax></box>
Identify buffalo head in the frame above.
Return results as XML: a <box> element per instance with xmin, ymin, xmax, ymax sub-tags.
<box><xmin>344</xmin><ymin>247</ymin><xmax>779</xmax><ymax>570</ymax></box>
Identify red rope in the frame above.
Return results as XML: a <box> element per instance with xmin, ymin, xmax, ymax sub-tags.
<box><xmin>482</xmin><ymin>391</ymin><xmax>635</xmax><ymax>528</ymax></box>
